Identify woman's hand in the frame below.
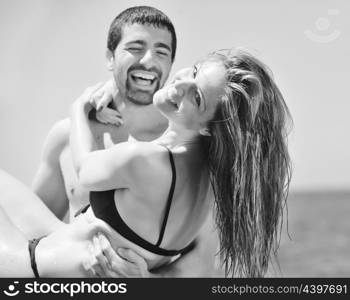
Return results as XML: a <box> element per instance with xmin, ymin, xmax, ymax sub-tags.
<box><xmin>83</xmin><ymin>233</ymin><xmax>150</xmax><ymax>278</ymax></box>
<box><xmin>90</xmin><ymin>80</ymin><xmax>124</xmax><ymax>126</ymax></box>
<box><xmin>95</xmin><ymin>107</ymin><xmax>123</xmax><ymax>126</ymax></box>
<box><xmin>71</xmin><ymin>81</ymin><xmax>123</xmax><ymax>126</ymax></box>
<box><xmin>73</xmin><ymin>83</ymin><xmax>104</xmax><ymax>110</ymax></box>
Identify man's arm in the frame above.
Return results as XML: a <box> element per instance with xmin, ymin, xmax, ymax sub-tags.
<box><xmin>32</xmin><ymin>119</ymin><xmax>70</xmax><ymax>220</ymax></box>
<box><xmin>89</xmin><ymin>211</ymin><xmax>220</xmax><ymax>278</ymax></box>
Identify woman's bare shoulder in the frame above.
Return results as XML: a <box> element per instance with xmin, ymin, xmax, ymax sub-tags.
<box><xmin>124</xmin><ymin>142</ymin><xmax>173</xmax><ymax>191</ymax></box>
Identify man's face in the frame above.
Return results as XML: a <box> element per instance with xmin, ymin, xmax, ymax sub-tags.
<box><xmin>108</xmin><ymin>23</ymin><xmax>173</xmax><ymax>105</ymax></box>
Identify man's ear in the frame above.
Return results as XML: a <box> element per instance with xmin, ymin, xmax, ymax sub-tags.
<box><xmin>106</xmin><ymin>49</ymin><xmax>115</xmax><ymax>71</ymax></box>
<box><xmin>199</xmin><ymin>127</ymin><xmax>211</xmax><ymax>136</ymax></box>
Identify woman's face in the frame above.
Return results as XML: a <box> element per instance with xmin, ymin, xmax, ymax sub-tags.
<box><xmin>153</xmin><ymin>60</ymin><xmax>227</xmax><ymax>133</ymax></box>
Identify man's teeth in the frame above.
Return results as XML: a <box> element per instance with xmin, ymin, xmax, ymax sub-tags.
<box><xmin>133</xmin><ymin>72</ymin><xmax>156</xmax><ymax>80</ymax></box>
<box><xmin>131</xmin><ymin>72</ymin><xmax>157</xmax><ymax>86</ymax></box>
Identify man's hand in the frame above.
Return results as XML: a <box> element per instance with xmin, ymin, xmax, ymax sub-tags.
<box><xmin>83</xmin><ymin>233</ymin><xmax>150</xmax><ymax>278</ymax></box>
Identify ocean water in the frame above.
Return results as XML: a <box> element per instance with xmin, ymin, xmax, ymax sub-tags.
<box><xmin>213</xmin><ymin>191</ymin><xmax>350</xmax><ymax>277</ymax></box>
<box><xmin>272</xmin><ymin>191</ymin><xmax>350</xmax><ymax>277</ymax></box>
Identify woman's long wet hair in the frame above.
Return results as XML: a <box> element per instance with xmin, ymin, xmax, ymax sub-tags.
<box><xmin>206</xmin><ymin>49</ymin><xmax>292</xmax><ymax>277</ymax></box>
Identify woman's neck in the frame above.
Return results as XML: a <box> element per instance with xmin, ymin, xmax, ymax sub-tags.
<box><xmin>154</xmin><ymin>123</ymin><xmax>201</xmax><ymax>149</ymax></box>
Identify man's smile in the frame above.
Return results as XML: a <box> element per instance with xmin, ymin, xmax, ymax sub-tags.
<box><xmin>128</xmin><ymin>70</ymin><xmax>158</xmax><ymax>90</ymax></box>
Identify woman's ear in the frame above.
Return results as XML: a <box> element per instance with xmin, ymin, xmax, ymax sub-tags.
<box><xmin>106</xmin><ymin>49</ymin><xmax>115</xmax><ymax>71</ymax></box>
<box><xmin>199</xmin><ymin>127</ymin><xmax>211</xmax><ymax>136</ymax></box>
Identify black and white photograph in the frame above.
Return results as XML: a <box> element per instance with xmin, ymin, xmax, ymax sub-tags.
<box><xmin>0</xmin><ymin>0</ymin><xmax>349</xmax><ymax>286</ymax></box>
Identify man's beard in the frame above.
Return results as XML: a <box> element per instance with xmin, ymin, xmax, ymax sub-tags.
<box><xmin>125</xmin><ymin>79</ymin><xmax>161</xmax><ymax>106</ymax></box>
<box><xmin>125</xmin><ymin>63</ymin><xmax>163</xmax><ymax>106</ymax></box>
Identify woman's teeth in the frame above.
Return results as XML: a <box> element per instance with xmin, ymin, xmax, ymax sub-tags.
<box><xmin>168</xmin><ymin>86</ymin><xmax>179</xmax><ymax>98</ymax></box>
<box><xmin>168</xmin><ymin>95</ymin><xmax>178</xmax><ymax>109</ymax></box>
<box><xmin>166</xmin><ymin>86</ymin><xmax>182</xmax><ymax>109</ymax></box>
<box><xmin>169</xmin><ymin>100</ymin><xmax>178</xmax><ymax>109</ymax></box>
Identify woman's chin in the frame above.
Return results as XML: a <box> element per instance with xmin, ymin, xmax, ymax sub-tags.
<box><xmin>153</xmin><ymin>91</ymin><xmax>167</xmax><ymax>111</ymax></box>
<box><xmin>153</xmin><ymin>89</ymin><xmax>164</xmax><ymax>106</ymax></box>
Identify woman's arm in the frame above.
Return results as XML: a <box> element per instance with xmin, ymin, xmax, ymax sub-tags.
<box><xmin>69</xmin><ymin>85</ymin><xmax>101</xmax><ymax>174</ymax></box>
<box><xmin>69</xmin><ymin>87</ymin><xmax>161</xmax><ymax>192</ymax></box>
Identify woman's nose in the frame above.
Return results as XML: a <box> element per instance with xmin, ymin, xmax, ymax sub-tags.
<box><xmin>168</xmin><ymin>85</ymin><xmax>184</xmax><ymax>99</ymax></box>
<box><xmin>172</xmin><ymin>79</ymin><xmax>195</xmax><ymax>96</ymax></box>
<box><xmin>171</xmin><ymin>68</ymin><xmax>192</xmax><ymax>82</ymax></box>
<box><xmin>168</xmin><ymin>68</ymin><xmax>195</xmax><ymax>99</ymax></box>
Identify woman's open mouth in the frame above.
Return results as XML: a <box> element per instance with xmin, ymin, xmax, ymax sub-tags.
<box><xmin>168</xmin><ymin>97</ymin><xmax>178</xmax><ymax>109</ymax></box>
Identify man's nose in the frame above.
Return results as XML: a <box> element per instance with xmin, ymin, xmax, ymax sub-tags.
<box><xmin>139</xmin><ymin>50</ymin><xmax>156</xmax><ymax>68</ymax></box>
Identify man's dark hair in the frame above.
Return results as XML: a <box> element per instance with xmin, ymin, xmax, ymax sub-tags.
<box><xmin>107</xmin><ymin>6</ymin><xmax>177</xmax><ymax>62</ymax></box>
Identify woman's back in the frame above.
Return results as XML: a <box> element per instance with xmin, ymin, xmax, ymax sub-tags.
<box><xmin>87</xmin><ymin>141</ymin><xmax>212</xmax><ymax>269</ymax></box>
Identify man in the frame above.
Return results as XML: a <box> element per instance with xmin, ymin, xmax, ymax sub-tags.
<box><xmin>32</xmin><ymin>6</ymin><xmax>219</xmax><ymax>277</ymax></box>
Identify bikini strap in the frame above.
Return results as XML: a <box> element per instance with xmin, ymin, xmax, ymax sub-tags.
<box><xmin>28</xmin><ymin>236</ymin><xmax>46</xmax><ymax>278</ymax></box>
<box><xmin>155</xmin><ymin>146</ymin><xmax>176</xmax><ymax>247</ymax></box>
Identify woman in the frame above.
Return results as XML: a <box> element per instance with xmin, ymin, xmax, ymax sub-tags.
<box><xmin>0</xmin><ymin>49</ymin><xmax>291</xmax><ymax>277</ymax></box>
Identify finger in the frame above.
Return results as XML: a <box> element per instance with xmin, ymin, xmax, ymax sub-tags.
<box><xmin>82</xmin><ymin>83</ymin><xmax>104</xmax><ymax>105</ymax></box>
<box><xmin>95</xmin><ymin>114</ymin><xmax>109</xmax><ymax>124</ymax></box>
<box><xmin>93</xmin><ymin>88</ymin><xmax>105</xmax><ymax>100</ymax></box>
<box><xmin>96</xmin><ymin>111</ymin><xmax>123</xmax><ymax>126</ymax></box>
<box><xmin>117</xmin><ymin>248</ymin><xmax>144</xmax><ymax>265</ymax></box>
<box><xmin>117</xmin><ymin>249</ymin><xmax>149</xmax><ymax>277</ymax></box>
<box><xmin>94</xmin><ymin>234</ymin><xmax>126</xmax><ymax>278</ymax></box>
<box><xmin>96</xmin><ymin>109</ymin><xmax>123</xmax><ymax>123</ymax></box>
<box><xmin>96</xmin><ymin>107</ymin><xmax>122</xmax><ymax>119</ymax></box>
<box><xmin>98</xmin><ymin>233</ymin><xmax>115</xmax><ymax>259</ymax></box>
<box><xmin>96</xmin><ymin>114</ymin><xmax>119</xmax><ymax>126</ymax></box>
<box><xmin>96</xmin><ymin>93</ymin><xmax>113</xmax><ymax>112</ymax></box>
<box><xmin>103</xmin><ymin>107</ymin><xmax>123</xmax><ymax>118</ymax></box>
<box><xmin>98</xmin><ymin>233</ymin><xmax>125</xmax><ymax>268</ymax></box>
<box><xmin>92</xmin><ymin>264</ymin><xmax>103</xmax><ymax>278</ymax></box>
<box><xmin>93</xmin><ymin>235</ymin><xmax>110</xmax><ymax>276</ymax></box>
<box><xmin>86</xmin><ymin>241</ymin><xmax>104</xmax><ymax>278</ymax></box>
<box><xmin>84</xmin><ymin>243</ymin><xmax>99</xmax><ymax>278</ymax></box>
<box><xmin>103</xmin><ymin>114</ymin><xmax>123</xmax><ymax>126</ymax></box>
<box><xmin>90</xmin><ymin>91</ymin><xmax>105</xmax><ymax>109</ymax></box>
<box><xmin>102</xmin><ymin>108</ymin><xmax>123</xmax><ymax>125</ymax></box>
<box><xmin>83</xmin><ymin>260</ymin><xmax>97</xmax><ymax>278</ymax></box>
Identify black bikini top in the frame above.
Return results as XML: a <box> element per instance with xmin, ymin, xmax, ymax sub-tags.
<box><xmin>87</xmin><ymin>146</ymin><xmax>194</xmax><ymax>256</ymax></box>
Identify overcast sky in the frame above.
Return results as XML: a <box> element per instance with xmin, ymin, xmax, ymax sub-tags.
<box><xmin>0</xmin><ymin>0</ymin><xmax>349</xmax><ymax>191</ymax></box>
